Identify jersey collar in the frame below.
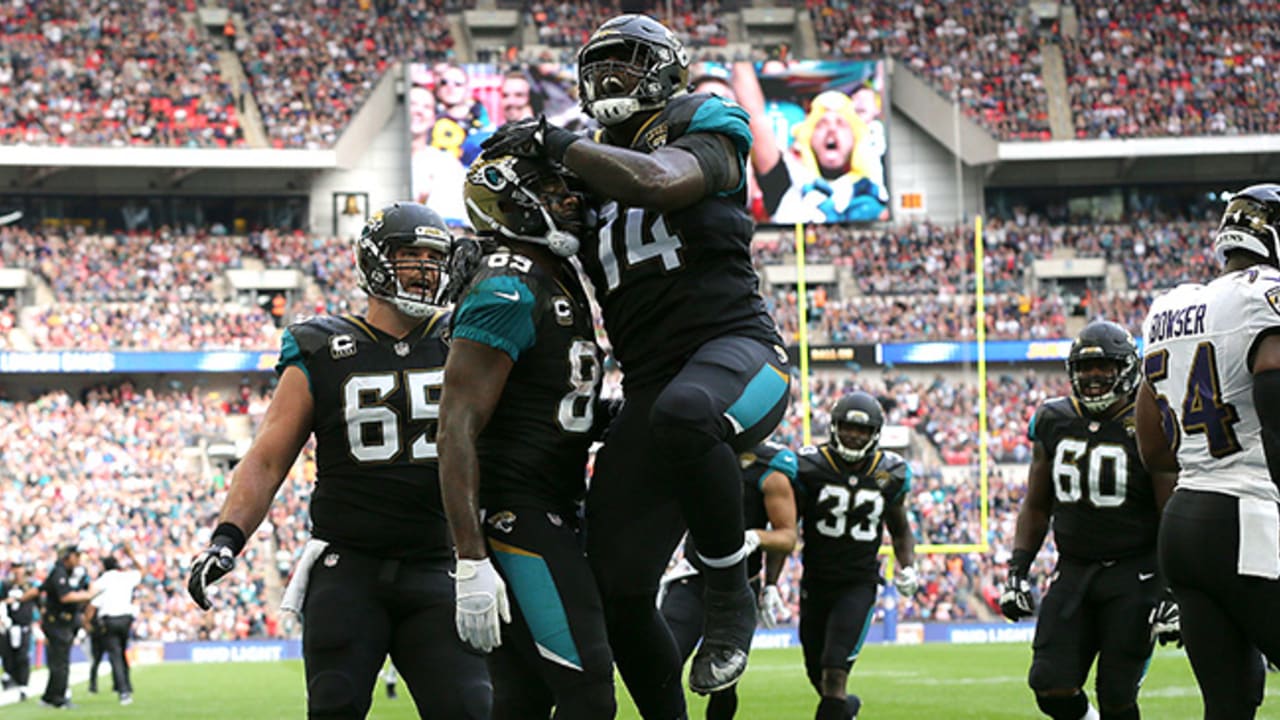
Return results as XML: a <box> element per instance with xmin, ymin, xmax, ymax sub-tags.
<box><xmin>342</xmin><ymin>311</ymin><xmax>445</xmax><ymax>347</ymax></box>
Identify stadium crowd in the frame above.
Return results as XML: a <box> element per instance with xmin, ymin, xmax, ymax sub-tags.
<box><xmin>812</xmin><ymin>0</ymin><xmax>1280</xmax><ymax>140</ymax></box>
<box><xmin>0</xmin><ymin>0</ymin><xmax>1272</xmax><ymax>148</ymax></box>
<box><xmin>0</xmin><ymin>0</ymin><xmax>243</xmax><ymax>147</ymax></box>
<box><xmin>1063</xmin><ymin>0</ymin><xmax>1280</xmax><ymax>138</ymax></box>
<box><xmin>231</xmin><ymin>0</ymin><xmax>459</xmax><ymax>148</ymax></box>
<box><xmin>0</xmin><ymin>383</ymin><xmax>282</xmax><ymax>642</ymax></box>
<box><xmin>527</xmin><ymin>0</ymin><xmax>729</xmax><ymax>49</ymax></box>
<box><xmin>809</xmin><ymin>0</ymin><xmax>1051</xmax><ymax>140</ymax></box>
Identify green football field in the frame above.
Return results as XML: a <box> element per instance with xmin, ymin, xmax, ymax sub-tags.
<box><xmin>6</xmin><ymin>644</ymin><xmax>1278</xmax><ymax>718</ymax></box>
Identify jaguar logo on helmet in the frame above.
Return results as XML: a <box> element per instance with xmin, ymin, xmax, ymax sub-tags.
<box><xmin>469</xmin><ymin>156</ymin><xmax>518</xmax><ymax>192</ymax></box>
<box><xmin>464</xmin><ymin>151</ymin><xmax>585</xmax><ymax>258</ymax></box>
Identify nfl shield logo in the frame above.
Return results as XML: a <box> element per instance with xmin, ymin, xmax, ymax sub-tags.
<box><xmin>1088</xmin><ymin>422</ymin><xmax>1101</xmax><ymax>433</ymax></box>
<box><xmin>394</xmin><ymin>342</ymin><xmax>411</xmax><ymax>357</ymax></box>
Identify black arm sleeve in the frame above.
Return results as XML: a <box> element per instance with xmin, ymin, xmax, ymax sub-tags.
<box><xmin>668</xmin><ymin>132</ymin><xmax>736</xmax><ymax>195</ymax></box>
<box><xmin>1253</xmin><ymin>368</ymin><xmax>1280</xmax><ymax>492</ymax></box>
<box><xmin>755</xmin><ymin>153</ymin><xmax>792</xmax><ymax>217</ymax></box>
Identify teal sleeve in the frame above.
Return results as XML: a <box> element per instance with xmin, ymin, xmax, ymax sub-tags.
<box><xmin>275</xmin><ymin>329</ymin><xmax>309</xmax><ymax>379</ymax></box>
<box><xmin>892</xmin><ymin>464</ymin><xmax>913</xmax><ymax>505</ymax></box>
<box><xmin>1027</xmin><ymin>408</ymin><xmax>1040</xmax><ymax>442</ymax></box>
<box><xmin>760</xmin><ymin>448</ymin><xmax>799</xmax><ymax>491</ymax></box>
<box><xmin>689</xmin><ymin>96</ymin><xmax>752</xmax><ymax>195</ymax></box>
<box><xmin>452</xmin><ymin>276</ymin><xmax>538</xmax><ymax>361</ymax></box>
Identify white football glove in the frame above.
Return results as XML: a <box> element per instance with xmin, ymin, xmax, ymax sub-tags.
<box><xmin>1149</xmin><ymin>595</ymin><xmax>1182</xmax><ymax>646</ymax></box>
<box><xmin>453</xmin><ymin>557</ymin><xmax>510</xmax><ymax>653</ymax></box>
<box><xmin>894</xmin><ymin>565</ymin><xmax>920</xmax><ymax>597</ymax></box>
<box><xmin>757</xmin><ymin>584</ymin><xmax>786</xmax><ymax>629</ymax></box>
<box><xmin>742</xmin><ymin>530</ymin><xmax>762</xmax><ymax>557</ymax></box>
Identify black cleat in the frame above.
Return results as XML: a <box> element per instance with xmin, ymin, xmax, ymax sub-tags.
<box><xmin>847</xmin><ymin>694</ymin><xmax>862</xmax><ymax>719</ymax></box>
<box><xmin>386</xmin><ymin>683</ymin><xmax>397</xmax><ymax>700</ymax></box>
<box><xmin>689</xmin><ymin>585</ymin><xmax>756</xmax><ymax>694</ymax></box>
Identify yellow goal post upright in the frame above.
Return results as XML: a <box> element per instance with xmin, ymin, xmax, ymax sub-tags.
<box><xmin>790</xmin><ymin>220</ymin><xmax>990</xmax><ymax>570</ymax></box>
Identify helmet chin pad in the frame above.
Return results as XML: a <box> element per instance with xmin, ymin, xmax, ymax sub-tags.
<box><xmin>391</xmin><ymin>296</ymin><xmax>437</xmax><ymax>318</ymax></box>
<box><xmin>590</xmin><ymin>97</ymin><xmax>643</xmax><ymax>126</ymax></box>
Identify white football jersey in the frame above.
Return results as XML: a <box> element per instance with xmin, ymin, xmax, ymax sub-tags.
<box><xmin>1143</xmin><ymin>268</ymin><xmax>1280</xmax><ymax>503</ymax></box>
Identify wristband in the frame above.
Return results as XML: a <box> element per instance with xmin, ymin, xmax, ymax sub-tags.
<box><xmin>1009</xmin><ymin>548</ymin><xmax>1034</xmax><ymax>577</ymax></box>
<box><xmin>211</xmin><ymin>522</ymin><xmax>247</xmax><ymax>556</ymax></box>
<box><xmin>543</xmin><ymin>126</ymin><xmax>582</xmax><ymax>164</ymax></box>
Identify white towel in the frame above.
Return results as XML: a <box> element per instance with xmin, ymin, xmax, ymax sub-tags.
<box><xmin>280</xmin><ymin>539</ymin><xmax>330</xmax><ymax>618</ymax></box>
<box><xmin>1238</xmin><ymin>497</ymin><xmax>1280</xmax><ymax>580</ymax></box>
<box><xmin>656</xmin><ymin>557</ymin><xmax>700</xmax><ymax>609</ymax></box>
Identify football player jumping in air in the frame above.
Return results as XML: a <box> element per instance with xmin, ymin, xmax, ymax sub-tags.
<box><xmin>1139</xmin><ymin>185</ymin><xmax>1280</xmax><ymax>719</ymax></box>
<box><xmin>484</xmin><ymin>15</ymin><xmax>790</xmax><ymax>714</ymax></box>
<box><xmin>1002</xmin><ymin>320</ymin><xmax>1176</xmax><ymax>720</ymax></box>
<box><xmin>660</xmin><ymin>441</ymin><xmax>798</xmax><ymax>720</ymax></box>
<box><xmin>187</xmin><ymin>203</ymin><xmax>492</xmax><ymax>719</ymax></box>
<box><xmin>438</xmin><ymin>151</ymin><xmax>614</xmax><ymax>719</ymax></box>
<box><xmin>794</xmin><ymin>392</ymin><xmax>918</xmax><ymax>720</ymax></box>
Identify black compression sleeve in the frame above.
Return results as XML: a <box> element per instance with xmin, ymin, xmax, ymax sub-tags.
<box><xmin>668</xmin><ymin>133</ymin><xmax>735</xmax><ymax>195</ymax></box>
<box><xmin>755</xmin><ymin>154</ymin><xmax>791</xmax><ymax>217</ymax></box>
<box><xmin>1253</xmin><ymin>369</ymin><xmax>1280</xmax><ymax>490</ymax></box>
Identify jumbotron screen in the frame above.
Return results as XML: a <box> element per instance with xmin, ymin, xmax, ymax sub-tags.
<box><xmin>407</xmin><ymin>59</ymin><xmax>888</xmax><ymax>226</ymax></box>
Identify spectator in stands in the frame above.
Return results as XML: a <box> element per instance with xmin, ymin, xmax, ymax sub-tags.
<box><xmin>500</xmin><ymin>70</ymin><xmax>535</xmax><ymax>123</ymax></box>
<box><xmin>432</xmin><ymin>62</ymin><xmax>492</xmax><ymax>145</ymax></box>
<box><xmin>733</xmin><ymin>63</ymin><xmax>889</xmax><ymax>224</ymax></box>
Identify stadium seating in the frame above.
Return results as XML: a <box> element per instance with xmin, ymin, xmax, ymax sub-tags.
<box><xmin>1063</xmin><ymin>0</ymin><xmax>1280</xmax><ymax>138</ymax></box>
<box><xmin>230</xmin><ymin>0</ymin><xmax>458</xmax><ymax>148</ymax></box>
<box><xmin>0</xmin><ymin>0</ymin><xmax>244</xmax><ymax>147</ymax></box>
<box><xmin>810</xmin><ymin>0</ymin><xmax>1052</xmax><ymax>140</ymax></box>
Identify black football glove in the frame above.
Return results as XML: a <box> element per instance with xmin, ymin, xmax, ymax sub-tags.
<box><xmin>187</xmin><ymin>525</ymin><xmax>245</xmax><ymax>611</ymax></box>
<box><xmin>999</xmin><ymin>549</ymin><xmax>1036</xmax><ymax>621</ymax></box>
<box><xmin>1149</xmin><ymin>591</ymin><xmax>1182</xmax><ymax>647</ymax></box>
<box><xmin>999</xmin><ymin>570</ymin><xmax>1035</xmax><ymax>621</ymax></box>
<box><xmin>480</xmin><ymin>116</ymin><xmax>581</xmax><ymax>164</ymax></box>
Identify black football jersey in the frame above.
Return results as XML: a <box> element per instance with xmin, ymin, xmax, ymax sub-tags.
<box><xmin>685</xmin><ymin>441</ymin><xmax>799</xmax><ymax>578</ymax></box>
<box><xmin>450</xmin><ymin>245</ymin><xmax>602</xmax><ymax>512</ymax></box>
<box><xmin>276</xmin><ymin>312</ymin><xmax>451</xmax><ymax>559</ymax></box>
<box><xmin>795</xmin><ymin>445</ymin><xmax>911</xmax><ymax>586</ymax></box>
<box><xmin>1</xmin><ymin>581</ymin><xmax>35</xmax><ymax>625</ymax></box>
<box><xmin>579</xmin><ymin>93</ymin><xmax>782</xmax><ymax>389</ymax></box>
<box><xmin>1028</xmin><ymin>396</ymin><xmax>1158</xmax><ymax>561</ymax></box>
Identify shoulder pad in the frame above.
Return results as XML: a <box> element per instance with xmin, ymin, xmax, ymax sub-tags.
<box><xmin>285</xmin><ymin>315</ymin><xmax>362</xmax><ymax>356</ymax></box>
<box><xmin>1240</xmin><ymin>272</ymin><xmax>1280</xmax><ymax>320</ymax></box>
<box><xmin>1029</xmin><ymin>396</ymin><xmax>1077</xmax><ymax>442</ymax></box>
<box><xmin>641</xmin><ymin>93</ymin><xmax>751</xmax><ymax>155</ymax></box>
<box><xmin>430</xmin><ymin>309</ymin><xmax>454</xmax><ymax>340</ymax></box>
<box><xmin>453</xmin><ymin>270</ymin><xmax>539</xmax><ymax>361</ymax></box>
<box><xmin>875</xmin><ymin>450</ymin><xmax>909</xmax><ymax>479</ymax></box>
<box><xmin>758</xmin><ymin>444</ymin><xmax>798</xmax><ymax>481</ymax></box>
